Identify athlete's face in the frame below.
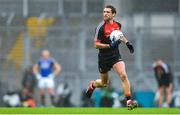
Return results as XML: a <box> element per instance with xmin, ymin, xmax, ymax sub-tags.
<box><xmin>41</xmin><ymin>50</ymin><xmax>50</xmax><ymax>60</ymax></box>
<box><xmin>103</xmin><ymin>8</ymin><xmax>115</xmax><ymax>21</ymax></box>
<box><xmin>155</xmin><ymin>59</ymin><xmax>163</xmax><ymax>66</ymax></box>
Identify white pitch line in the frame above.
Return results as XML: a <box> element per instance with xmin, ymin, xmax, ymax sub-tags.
<box><xmin>0</xmin><ymin>113</ymin><xmax>179</xmax><ymax>115</ymax></box>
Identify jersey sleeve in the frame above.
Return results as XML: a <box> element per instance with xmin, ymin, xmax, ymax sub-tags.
<box><xmin>94</xmin><ymin>22</ymin><xmax>104</xmax><ymax>42</ymax></box>
<box><xmin>116</xmin><ymin>22</ymin><xmax>122</xmax><ymax>29</ymax></box>
<box><xmin>50</xmin><ymin>58</ymin><xmax>56</xmax><ymax>66</ymax></box>
<box><xmin>37</xmin><ymin>59</ymin><xmax>41</xmax><ymax>65</ymax></box>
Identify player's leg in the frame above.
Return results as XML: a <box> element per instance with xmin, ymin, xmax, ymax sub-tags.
<box><xmin>94</xmin><ymin>73</ymin><xmax>109</xmax><ymax>87</ymax></box>
<box><xmin>47</xmin><ymin>78</ymin><xmax>55</xmax><ymax>106</ymax></box>
<box><xmin>113</xmin><ymin>61</ymin><xmax>137</xmax><ymax>110</ymax></box>
<box><xmin>166</xmin><ymin>83</ymin><xmax>173</xmax><ymax>107</ymax></box>
<box><xmin>158</xmin><ymin>86</ymin><xmax>164</xmax><ymax>107</ymax></box>
<box><xmin>86</xmin><ymin>57</ymin><xmax>110</xmax><ymax>98</ymax></box>
<box><xmin>86</xmin><ymin>73</ymin><xmax>109</xmax><ymax>98</ymax></box>
<box><xmin>113</xmin><ymin>61</ymin><xmax>131</xmax><ymax>96</ymax></box>
<box><xmin>48</xmin><ymin>88</ymin><xmax>55</xmax><ymax>106</ymax></box>
<box><xmin>39</xmin><ymin>88</ymin><xmax>46</xmax><ymax>106</ymax></box>
<box><xmin>38</xmin><ymin>78</ymin><xmax>46</xmax><ymax>106</ymax></box>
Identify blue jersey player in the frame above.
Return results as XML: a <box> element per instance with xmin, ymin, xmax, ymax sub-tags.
<box><xmin>33</xmin><ymin>50</ymin><xmax>61</xmax><ymax>106</ymax></box>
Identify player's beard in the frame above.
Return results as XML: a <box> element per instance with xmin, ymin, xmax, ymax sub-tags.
<box><xmin>104</xmin><ymin>15</ymin><xmax>113</xmax><ymax>22</ymax></box>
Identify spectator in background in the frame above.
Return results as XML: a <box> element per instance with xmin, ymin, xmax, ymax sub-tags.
<box><xmin>21</xmin><ymin>66</ymin><xmax>37</xmax><ymax>107</ymax></box>
<box><xmin>3</xmin><ymin>91</ymin><xmax>21</xmax><ymax>107</ymax></box>
<box><xmin>100</xmin><ymin>87</ymin><xmax>114</xmax><ymax>107</ymax></box>
<box><xmin>22</xmin><ymin>66</ymin><xmax>36</xmax><ymax>97</ymax></box>
<box><xmin>56</xmin><ymin>82</ymin><xmax>73</xmax><ymax>107</ymax></box>
<box><xmin>153</xmin><ymin>58</ymin><xmax>173</xmax><ymax>107</ymax></box>
<box><xmin>100</xmin><ymin>81</ymin><xmax>121</xmax><ymax>108</ymax></box>
<box><xmin>33</xmin><ymin>49</ymin><xmax>61</xmax><ymax>106</ymax></box>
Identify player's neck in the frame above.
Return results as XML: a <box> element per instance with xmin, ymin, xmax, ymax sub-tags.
<box><xmin>105</xmin><ymin>19</ymin><xmax>114</xmax><ymax>24</ymax></box>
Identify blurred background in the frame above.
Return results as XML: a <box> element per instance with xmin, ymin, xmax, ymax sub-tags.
<box><xmin>0</xmin><ymin>0</ymin><xmax>180</xmax><ymax>108</ymax></box>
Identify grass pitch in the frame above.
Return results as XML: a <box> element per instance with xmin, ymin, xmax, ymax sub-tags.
<box><xmin>0</xmin><ymin>108</ymin><xmax>179</xmax><ymax>114</ymax></box>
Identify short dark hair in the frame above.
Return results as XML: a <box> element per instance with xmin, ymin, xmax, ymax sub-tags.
<box><xmin>105</xmin><ymin>5</ymin><xmax>116</xmax><ymax>14</ymax></box>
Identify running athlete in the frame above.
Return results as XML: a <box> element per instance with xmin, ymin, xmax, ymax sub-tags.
<box><xmin>86</xmin><ymin>5</ymin><xmax>137</xmax><ymax>110</ymax></box>
<box><xmin>33</xmin><ymin>49</ymin><xmax>61</xmax><ymax>106</ymax></box>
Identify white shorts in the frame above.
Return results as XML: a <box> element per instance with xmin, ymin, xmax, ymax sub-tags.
<box><xmin>38</xmin><ymin>77</ymin><xmax>55</xmax><ymax>89</ymax></box>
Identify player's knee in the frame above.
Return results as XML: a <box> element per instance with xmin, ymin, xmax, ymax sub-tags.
<box><xmin>102</xmin><ymin>84</ymin><xmax>108</xmax><ymax>87</ymax></box>
<box><xmin>120</xmin><ymin>73</ymin><xmax>127</xmax><ymax>81</ymax></box>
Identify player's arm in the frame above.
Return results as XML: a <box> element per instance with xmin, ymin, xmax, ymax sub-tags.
<box><xmin>121</xmin><ymin>35</ymin><xmax>134</xmax><ymax>53</ymax></box>
<box><xmin>94</xmin><ymin>28</ymin><xmax>120</xmax><ymax>49</ymax></box>
<box><xmin>120</xmin><ymin>36</ymin><xmax>128</xmax><ymax>44</ymax></box>
<box><xmin>94</xmin><ymin>25</ymin><xmax>110</xmax><ymax>49</ymax></box>
<box><xmin>53</xmin><ymin>62</ymin><xmax>61</xmax><ymax>76</ymax></box>
<box><xmin>117</xmin><ymin>22</ymin><xmax>134</xmax><ymax>53</ymax></box>
<box><xmin>94</xmin><ymin>38</ymin><xmax>121</xmax><ymax>49</ymax></box>
<box><xmin>33</xmin><ymin>64</ymin><xmax>39</xmax><ymax>75</ymax></box>
<box><xmin>153</xmin><ymin>63</ymin><xmax>161</xmax><ymax>79</ymax></box>
<box><xmin>94</xmin><ymin>38</ymin><xmax>110</xmax><ymax>49</ymax></box>
<box><xmin>33</xmin><ymin>63</ymin><xmax>41</xmax><ymax>80</ymax></box>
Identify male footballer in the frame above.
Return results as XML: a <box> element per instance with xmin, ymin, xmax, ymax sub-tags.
<box><xmin>86</xmin><ymin>5</ymin><xmax>137</xmax><ymax>110</ymax></box>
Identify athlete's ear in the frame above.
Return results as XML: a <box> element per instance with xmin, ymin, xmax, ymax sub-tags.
<box><xmin>113</xmin><ymin>13</ymin><xmax>116</xmax><ymax>17</ymax></box>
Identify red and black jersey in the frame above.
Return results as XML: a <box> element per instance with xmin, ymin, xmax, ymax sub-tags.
<box><xmin>94</xmin><ymin>20</ymin><xmax>122</xmax><ymax>54</ymax></box>
<box><xmin>153</xmin><ymin>62</ymin><xmax>173</xmax><ymax>86</ymax></box>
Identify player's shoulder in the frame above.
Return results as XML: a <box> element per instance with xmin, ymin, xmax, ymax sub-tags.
<box><xmin>49</xmin><ymin>57</ymin><xmax>58</xmax><ymax>63</ymax></box>
<box><xmin>96</xmin><ymin>21</ymin><xmax>105</xmax><ymax>28</ymax></box>
<box><xmin>38</xmin><ymin>57</ymin><xmax>55</xmax><ymax>62</ymax></box>
<box><xmin>38</xmin><ymin>58</ymin><xmax>43</xmax><ymax>62</ymax></box>
<box><xmin>95</xmin><ymin>21</ymin><xmax>105</xmax><ymax>32</ymax></box>
<box><xmin>48</xmin><ymin>57</ymin><xmax>55</xmax><ymax>61</ymax></box>
<box><xmin>114</xmin><ymin>20</ymin><xmax>122</xmax><ymax>27</ymax></box>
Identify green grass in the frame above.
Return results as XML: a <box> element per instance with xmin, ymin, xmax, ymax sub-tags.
<box><xmin>0</xmin><ymin>108</ymin><xmax>179</xmax><ymax>114</ymax></box>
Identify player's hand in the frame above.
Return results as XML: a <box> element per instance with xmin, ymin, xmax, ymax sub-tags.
<box><xmin>109</xmin><ymin>39</ymin><xmax>121</xmax><ymax>48</ymax></box>
<box><xmin>126</xmin><ymin>42</ymin><xmax>134</xmax><ymax>53</ymax></box>
<box><xmin>35</xmin><ymin>73</ymin><xmax>41</xmax><ymax>80</ymax></box>
<box><xmin>48</xmin><ymin>73</ymin><xmax>55</xmax><ymax>79</ymax></box>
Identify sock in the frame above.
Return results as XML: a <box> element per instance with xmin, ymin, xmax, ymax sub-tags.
<box><xmin>91</xmin><ymin>80</ymin><xmax>96</xmax><ymax>89</ymax></box>
<box><xmin>41</xmin><ymin>95</ymin><xmax>45</xmax><ymax>106</ymax></box>
<box><xmin>92</xmin><ymin>82</ymin><xmax>96</xmax><ymax>89</ymax></box>
<box><xmin>50</xmin><ymin>95</ymin><xmax>55</xmax><ymax>105</ymax></box>
<box><xmin>125</xmin><ymin>94</ymin><xmax>132</xmax><ymax>100</ymax></box>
